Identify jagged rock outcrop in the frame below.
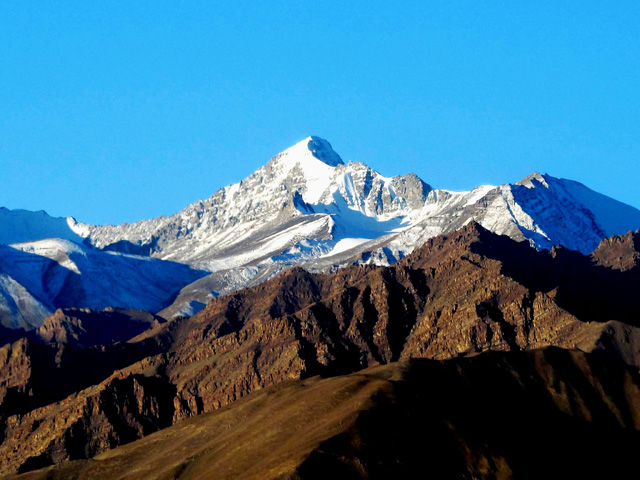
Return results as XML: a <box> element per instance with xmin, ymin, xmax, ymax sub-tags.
<box><xmin>592</xmin><ymin>228</ymin><xmax>640</xmax><ymax>271</ymax></box>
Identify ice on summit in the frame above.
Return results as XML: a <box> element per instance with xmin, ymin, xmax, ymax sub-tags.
<box><xmin>270</xmin><ymin>136</ymin><xmax>343</xmax><ymax>169</ymax></box>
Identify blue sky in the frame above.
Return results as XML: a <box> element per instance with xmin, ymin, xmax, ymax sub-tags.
<box><xmin>1</xmin><ymin>1</ymin><xmax>639</xmax><ymax>224</ymax></box>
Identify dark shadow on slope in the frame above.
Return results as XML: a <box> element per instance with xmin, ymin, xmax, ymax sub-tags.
<box><xmin>296</xmin><ymin>348</ymin><xmax>640</xmax><ymax>479</ymax></box>
<box><xmin>97</xmin><ymin>237</ymin><xmax>159</xmax><ymax>257</ymax></box>
<box><xmin>0</xmin><ymin>333</ymin><xmax>171</xmax><ymax>418</ymax></box>
<box><xmin>467</xmin><ymin>225</ymin><xmax>640</xmax><ymax>326</ymax></box>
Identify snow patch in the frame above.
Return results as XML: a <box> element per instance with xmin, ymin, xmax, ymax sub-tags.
<box><xmin>322</xmin><ymin>238</ymin><xmax>372</xmax><ymax>257</ymax></box>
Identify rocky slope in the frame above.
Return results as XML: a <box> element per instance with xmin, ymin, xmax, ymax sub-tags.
<box><xmin>1</xmin><ymin>223</ymin><xmax>640</xmax><ymax>474</ymax></box>
<box><xmin>10</xmin><ymin>348</ymin><xmax>640</xmax><ymax>480</ymax></box>
<box><xmin>0</xmin><ymin>307</ymin><xmax>174</xmax><ymax>422</ymax></box>
<box><xmin>0</xmin><ymin>321</ymin><xmax>173</xmax><ymax>421</ymax></box>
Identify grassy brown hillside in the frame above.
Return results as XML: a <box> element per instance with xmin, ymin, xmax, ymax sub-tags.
<box><xmin>10</xmin><ymin>348</ymin><xmax>640</xmax><ymax>480</ymax></box>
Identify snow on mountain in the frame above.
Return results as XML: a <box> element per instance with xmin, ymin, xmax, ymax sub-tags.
<box><xmin>0</xmin><ymin>207</ymin><xmax>83</xmax><ymax>245</ymax></box>
<box><xmin>4</xmin><ymin>136</ymin><xmax>640</xmax><ymax>323</ymax></box>
<box><xmin>0</xmin><ymin>239</ymin><xmax>206</xmax><ymax>329</ymax></box>
<box><xmin>69</xmin><ymin>137</ymin><xmax>640</xmax><ymax>318</ymax></box>
<box><xmin>529</xmin><ymin>174</ymin><xmax>640</xmax><ymax>238</ymax></box>
<box><xmin>72</xmin><ymin>136</ymin><xmax>431</xmax><ymax>270</ymax></box>
<box><xmin>0</xmin><ymin>273</ymin><xmax>51</xmax><ymax>330</ymax></box>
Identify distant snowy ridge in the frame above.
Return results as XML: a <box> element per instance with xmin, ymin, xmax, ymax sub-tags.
<box><xmin>3</xmin><ymin>136</ymin><xmax>640</xmax><ymax>325</ymax></box>
<box><xmin>0</xmin><ymin>239</ymin><xmax>205</xmax><ymax>329</ymax></box>
<box><xmin>0</xmin><ymin>207</ymin><xmax>82</xmax><ymax>245</ymax></box>
<box><xmin>389</xmin><ymin>172</ymin><xmax>640</xmax><ymax>258</ymax></box>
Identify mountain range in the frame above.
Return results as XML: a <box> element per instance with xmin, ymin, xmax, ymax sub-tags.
<box><xmin>2</xmin><ymin>222</ymin><xmax>640</xmax><ymax>477</ymax></box>
<box><xmin>2</xmin><ymin>136</ymin><xmax>640</xmax><ymax>331</ymax></box>
<box><xmin>0</xmin><ymin>137</ymin><xmax>638</xmax><ymax>478</ymax></box>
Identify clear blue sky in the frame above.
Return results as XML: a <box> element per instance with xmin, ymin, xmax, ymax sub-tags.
<box><xmin>1</xmin><ymin>1</ymin><xmax>639</xmax><ymax>224</ymax></box>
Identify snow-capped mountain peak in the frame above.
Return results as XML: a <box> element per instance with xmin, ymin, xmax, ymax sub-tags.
<box><xmin>4</xmin><ymin>137</ymin><xmax>640</xmax><ymax>326</ymax></box>
<box><xmin>264</xmin><ymin>136</ymin><xmax>345</xmax><ymax>204</ymax></box>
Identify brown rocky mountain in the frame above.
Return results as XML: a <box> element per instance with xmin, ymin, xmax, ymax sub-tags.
<box><xmin>591</xmin><ymin>228</ymin><xmax>640</xmax><ymax>271</ymax></box>
<box><xmin>10</xmin><ymin>348</ymin><xmax>640</xmax><ymax>480</ymax></box>
<box><xmin>0</xmin><ymin>309</ymin><xmax>174</xmax><ymax>419</ymax></box>
<box><xmin>1</xmin><ymin>222</ymin><xmax>640</xmax><ymax>475</ymax></box>
<box><xmin>34</xmin><ymin>308</ymin><xmax>166</xmax><ymax>348</ymax></box>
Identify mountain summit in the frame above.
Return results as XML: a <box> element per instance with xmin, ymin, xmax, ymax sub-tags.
<box><xmin>2</xmin><ymin>136</ymin><xmax>640</xmax><ymax>326</ymax></box>
<box><xmin>280</xmin><ymin>136</ymin><xmax>345</xmax><ymax>167</ymax></box>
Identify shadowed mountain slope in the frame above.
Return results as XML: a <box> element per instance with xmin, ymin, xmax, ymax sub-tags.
<box><xmin>10</xmin><ymin>348</ymin><xmax>640</xmax><ymax>480</ymax></box>
<box><xmin>0</xmin><ymin>240</ymin><xmax>206</xmax><ymax>330</ymax></box>
<box><xmin>34</xmin><ymin>308</ymin><xmax>166</xmax><ymax>349</ymax></box>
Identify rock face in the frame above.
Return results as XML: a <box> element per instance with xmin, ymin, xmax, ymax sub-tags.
<box><xmin>2</xmin><ymin>223</ymin><xmax>640</xmax><ymax>475</ymax></box>
<box><xmin>0</xmin><ymin>307</ymin><xmax>168</xmax><ymax>426</ymax></box>
<box><xmin>592</xmin><ymin>228</ymin><xmax>640</xmax><ymax>271</ymax></box>
<box><xmin>11</xmin><ymin>348</ymin><xmax>640</xmax><ymax>480</ymax></box>
<box><xmin>0</xmin><ymin>329</ymin><xmax>171</xmax><ymax>421</ymax></box>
